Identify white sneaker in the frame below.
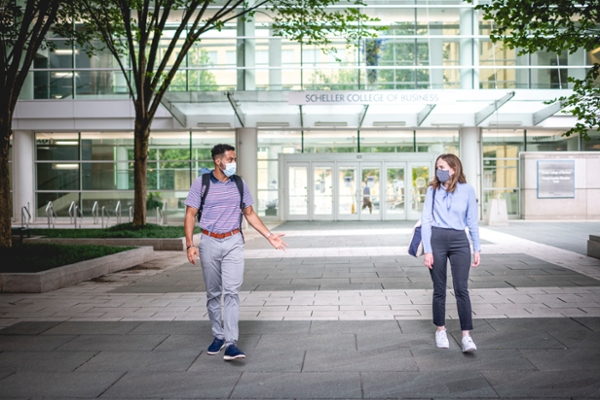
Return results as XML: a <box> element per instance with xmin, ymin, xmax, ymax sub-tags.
<box><xmin>435</xmin><ymin>329</ymin><xmax>450</xmax><ymax>349</ymax></box>
<box><xmin>462</xmin><ymin>335</ymin><xmax>477</xmax><ymax>353</ymax></box>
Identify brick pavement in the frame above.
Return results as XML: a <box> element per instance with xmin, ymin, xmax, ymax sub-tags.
<box><xmin>1</xmin><ymin>220</ymin><xmax>600</xmax><ymax>399</ymax></box>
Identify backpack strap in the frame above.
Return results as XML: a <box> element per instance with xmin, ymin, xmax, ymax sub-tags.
<box><xmin>231</xmin><ymin>175</ymin><xmax>246</xmax><ymax>233</ymax></box>
<box><xmin>197</xmin><ymin>172</ymin><xmax>211</xmax><ymax>223</ymax></box>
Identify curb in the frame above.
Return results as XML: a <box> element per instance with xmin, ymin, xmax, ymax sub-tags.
<box><xmin>0</xmin><ymin>246</ymin><xmax>155</xmax><ymax>293</ymax></box>
<box><xmin>23</xmin><ymin>233</ymin><xmax>201</xmax><ymax>251</ymax></box>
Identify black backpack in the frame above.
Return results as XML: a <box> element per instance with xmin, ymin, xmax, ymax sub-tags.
<box><xmin>197</xmin><ymin>173</ymin><xmax>246</xmax><ymax>234</ymax></box>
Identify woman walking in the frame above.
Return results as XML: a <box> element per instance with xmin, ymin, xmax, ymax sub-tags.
<box><xmin>421</xmin><ymin>154</ymin><xmax>481</xmax><ymax>352</ymax></box>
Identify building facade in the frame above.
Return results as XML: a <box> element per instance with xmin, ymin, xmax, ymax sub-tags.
<box><xmin>9</xmin><ymin>1</ymin><xmax>600</xmax><ymax>224</ymax></box>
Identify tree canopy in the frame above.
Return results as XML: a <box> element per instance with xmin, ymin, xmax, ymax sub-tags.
<box><xmin>471</xmin><ymin>0</ymin><xmax>600</xmax><ymax>141</ymax></box>
<box><xmin>74</xmin><ymin>0</ymin><xmax>380</xmax><ymax>225</ymax></box>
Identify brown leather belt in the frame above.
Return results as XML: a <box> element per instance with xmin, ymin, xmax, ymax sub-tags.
<box><xmin>201</xmin><ymin>228</ymin><xmax>240</xmax><ymax>239</ymax></box>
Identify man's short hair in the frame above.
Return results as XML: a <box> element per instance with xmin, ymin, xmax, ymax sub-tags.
<box><xmin>211</xmin><ymin>144</ymin><xmax>235</xmax><ymax>160</ymax></box>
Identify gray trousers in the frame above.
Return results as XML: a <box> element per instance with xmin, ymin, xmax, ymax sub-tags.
<box><xmin>429</xmin><ymin>227</ymin><xmax>473</xmax><ymax>331</ymax></box>
<box><xmin>199</xmin><ymin>232</ymin><xmax>244</xmax><ymax>346</ymax></box>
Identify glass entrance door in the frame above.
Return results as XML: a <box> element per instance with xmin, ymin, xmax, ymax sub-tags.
<box><xmin>409</xmin><ymin>163</ymin><xmax>432</xmax><ymax>220</ymax></box>
<box><xmin>359</xmin><ymin>164</ymin><xmax>382</xmax><ymax>220</ymax></box>
<box><xmin>337</xmin><ymin>164</ymin><xmax>359</xmax><ymax>219</ymax></box>
<box><xmin>384</xmin><ymin>164</ymin><xmax>406</xmax><ymax>219</ymax></box>
<box><xmin>286</xmin><ymin>163</ymin><xmax>309</xmax><ymax>220</ymax></box>
<box><xmin>312</xmin><ymin>163</ymin><xmax>334</xmax><ymax>220</ymax></box>
<box><xmin>284</xmin><ymin>156</ymin><xmax>433</xmax><ymax>221</ymax></box>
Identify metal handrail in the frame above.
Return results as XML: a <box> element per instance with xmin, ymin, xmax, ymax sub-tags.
<box><xmin>45</xmin><ymin>201</ymin><xmax>57</xmax><ymax>229</ymax></box>
<box><xmin>68</xmin><ymin>201</ymin><xmax>76</xmax><ymax>224</ymax></box>
<box><xmin>21</xmin><ymin>202</ymin><xmax>31</xmax><ymax>229</ymax></box>
<box><xmin>74</xmin><ymin>205</ymin><xmax>83</xmax><ymax>228</ymax></box>
<box><xmin>128</xmin><ymin>206</ymin><xmax>133</xmax><ymax>223</ymax></box>
<box><xmin>91</xmin><ymin>201</ymin><xmax>99</xmax><ymax>224</ymax></box>
<box><xmin>101</xmin><ymin>206</ymin><xmax>110</xmax><ymax>228</ymax></box>
<box><xmin>115</xmin><ymin>201</ymin><xmax>122</xmax><ymax>225</ymax></box>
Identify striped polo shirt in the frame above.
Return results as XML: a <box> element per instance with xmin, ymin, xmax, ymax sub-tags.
<box><xmin>185</xmin><ymin>171</ymin><xmax>254</xmax><ymax>233</ymax></box>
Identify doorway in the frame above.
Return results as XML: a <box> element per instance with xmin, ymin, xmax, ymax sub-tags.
<box><xmin>281</xmin><ymin>153</ymin><xmax>436</xmax><ymax>221</ymax></box>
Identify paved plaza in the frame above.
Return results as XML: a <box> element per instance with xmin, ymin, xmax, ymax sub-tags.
<box><xmin>1</xmin><ymin>220</ymin><xmax>600</xmax><ymax>399</ymax></box>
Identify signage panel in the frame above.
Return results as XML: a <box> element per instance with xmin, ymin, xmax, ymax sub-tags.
<box><xmin>537</xmin><ymin>160</ymin><xmax>575</xmax><ymax>198</ymax></box>
<box><xmin>289</xmin><ymin>91</ymin><xmax>450</xmax><ymax>105</ymax></box>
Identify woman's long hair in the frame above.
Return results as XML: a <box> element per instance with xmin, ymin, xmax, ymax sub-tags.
<box><xmin>430</xmin><ymin>153</ymin><xmax>467</xmax><ymax>193</ymax></box>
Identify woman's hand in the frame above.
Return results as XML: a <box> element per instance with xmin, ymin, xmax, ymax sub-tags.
<box><xmin>472</xmin><ymin>251</ymin><xmax>480</xmax><ymax>267</ymax></box>
<box><xmin>424</xmin><ymin>252</ymin><xmax>434</xmax><ymax>270</ymax></box>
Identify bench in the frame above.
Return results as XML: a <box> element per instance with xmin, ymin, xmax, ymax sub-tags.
<box><xmin>11</xmin><ymin>227</ymin><xmax>31</xmax><ymax>243</ymax></box>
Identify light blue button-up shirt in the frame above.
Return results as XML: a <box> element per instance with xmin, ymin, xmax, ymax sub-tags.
<box><xmin>420</xmin><ymin>182</ymin><xmax>481</xmax><ymax>254</ymax></box>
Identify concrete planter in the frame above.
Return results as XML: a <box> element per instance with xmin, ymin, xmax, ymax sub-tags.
<box><xmin>0</xmin><ymin>246</ymin><xmax>154</xmax><ymax>293</ymax></box>
<box><xmin>24</xmin><ymin>233</ymin><xmax>201</xmax><ymax>251</ymax></box>
<box><xmin>589</xmin><ymin>235</ymin><xmax>600</xmax><ymax>260</ymax></box>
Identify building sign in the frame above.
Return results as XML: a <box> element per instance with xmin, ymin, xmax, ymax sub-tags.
<box><xmin>537</xmin><ymin>160</ymin><xmax>575</xmax><ymax>198</ymax></box>
<box><xmin>288</xmin><ymin>91</ymin><xmax>449</xmax><ymax>105</ymax></box>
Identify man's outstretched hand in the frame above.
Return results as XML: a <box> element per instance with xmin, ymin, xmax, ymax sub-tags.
<box><xmin>267</xmin><ymin>233</ymin><xmax>289</xmax><ymax>251</ymax></box>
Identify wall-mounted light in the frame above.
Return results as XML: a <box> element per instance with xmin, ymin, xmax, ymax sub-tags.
<box><xmin>54</xmin><ymin>140</ymin><xmax>79</xmax><ymax>145</ymax></box>
<box><xmin>52</xmin><ymin>49</ymin><xmax>79</xmax><ymax>55</ymax></box>
<box><xmin>52</xmin><ymin>163</ymin><xmax>79</xmax><ymax>170</ymax></box>
<box><xmin>196</xmin><ymin>122</ymin><xmax>231</xmax><ymax>128</ymax></box>
<box><xmin>256</xmin><ymin>122</ymin><xmax>290</xmax><ymax>128</ymax></box>
<box><xmin>314</xmin><ymin>121</ymin><xmax>348</xmax><ymax>127</ymax></box>
<box><xmin>51</xmin><ymin>72</ymin><xmax>79</xmax><ymax>78</ymax></box>
<box><xmin>373</xmin><ymin>121</ymin><xmax>406</xmax><ymax>127</ymax></box>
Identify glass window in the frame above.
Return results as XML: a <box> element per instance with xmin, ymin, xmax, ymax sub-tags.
<box><xmin>582</xmin><ymin>132</ymin><xmax>600</xmax><ymax>151</ymax></box>
<box><xmin>304</xmin><ymin>130</ymin><xmax>358</xmax><ymax>153</ymax></box>
<box><xmin>37</xmin><ymin>162</ymin><xmax>80</xmax><ymax>191</ymax></box>
<box><xmin>360</xmin><ymin>130</ymin><xmax>415</xmax><ymax>152</ymax></box>
<box><xmin>36</xmin><ymin>133</ymin><xmax>79</xmax><ymax>160</ymax></box>
<box><xmin>81</xmin><ymin>132</ymin><xmax>133</xmax><ymax>161</ymax></box>
<box><xmin>415</xmin><ymin>130</ymin><xmax>459</xmax><ymax>154</ymax></box>
<box><xmin>256</xmin><ymin>130</ymin><xmax>301</xmax><ymax>216</ymax></box>
<box><xmin>526</xmin><ymin>130</ymin><xmax>580</xmax><ymax>151</ymax></box>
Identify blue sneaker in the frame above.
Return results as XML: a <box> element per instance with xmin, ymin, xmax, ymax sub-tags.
<box><xmin>223</xmin><ymin>344</ymin><xmax>246</xmax><ymax>361</ymax></box>
<box><xmin>207</xmin><ymin>338</ymin><xmax>225</xmax><ymax>355</ymax></box>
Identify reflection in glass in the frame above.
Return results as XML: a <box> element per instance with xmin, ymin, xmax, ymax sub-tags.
<box><xmin>288</xmin><ymin>166</ymin><xmax>308</xmax><ymax>215</ymax></box>
<box><xmin>258</xmin><ymin>190</ymin><xmax>278</xmax><ymax>217</ymax></box>
<box><xmin>386</xmin><ymin>167</ymin><xmax>405</xmax><ymax>215</ymax></box>
<box><xmin>361</xmin><ymin>167</ymin><xmax>380</xmax><ymax>215</ymax></box>
<box><xmin>338</xmin><ymin>166</ymin><xmax>357</xmax><ymax>215</ymax></box>
<box><xmin>411</xmin><ymin>165</ymin><xmax>429</xmax><ymax>213</ymax></box>
<box><xmin>37</xmin><ymin>163</ymin><xmax>79</xmax><ymax>191</ymax></box>
<box><xmin>313</xmin><ymin>166</ymin><xmax>333</xmax><ymax>215</ymax></box>
<box><xmin>82</xmin><ymin>162</ymin><xmax>131</xmax><ymax>190</ymax></box>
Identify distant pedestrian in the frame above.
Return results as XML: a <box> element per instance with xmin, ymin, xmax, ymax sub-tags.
<box><xmin>421</xmin><ymin>154</ymin><xmax>481</xmax><ymax>352</ymax></box>
<box><xmin>184</xmin><ymin>144</ymin><xmax>288</xmax><ymax>361</ymax></box>
<box><xmin>362</xmin><ymin>180</ymin><xmax>373</xmax><ymax>213</ymax></box>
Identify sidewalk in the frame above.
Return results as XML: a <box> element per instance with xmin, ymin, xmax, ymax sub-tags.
<box><xmin>1</xmin><ymin>221</ymin><xmax>600</xmax><ymax>399</ymax></box>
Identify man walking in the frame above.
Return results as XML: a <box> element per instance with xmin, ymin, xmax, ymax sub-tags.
<box><xmin>184</xmin><ymin>144</ymin><xmax>287</xmax><ymax>361</ymax></box>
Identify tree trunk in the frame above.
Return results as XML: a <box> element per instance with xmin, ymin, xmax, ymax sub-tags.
<box><xmin>0</xmin><ymin>110</ymin><xmax>13</xmax><ymax>248</ymax></box>
<box><xmin>132</xmin><ymin>118</ymin><xmax>151</xmax><ymax>226</ymax></box>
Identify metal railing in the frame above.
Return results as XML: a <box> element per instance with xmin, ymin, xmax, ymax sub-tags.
<box><xmin>156</xmin><ymin>202</ymin><xmax>167</xmax><ymax>226</ymax></box>
<box><xmin>73</xmin><ymin>204</ymin><xmax>83</xmax><ymax>228</ymax></box>
<box><xmin>101</xmin><ymin>206</ymin><xmax>110</xmax><ymax>228</ymax></box>
<box><xmin>45</xmin><ymin>201</ymin><xmax>57</xmax><ymax>229</ymax></box>
<box><xmin>115</xmin><ymin>201</ymin><xmax>122</xmax><ymax>225</ymax></box>
<box><xmin>91</xmin><ymin>201</ymin><xmax>99</xmax><ymax>224</ymax></box>
<box><xmin>68</xmin><ymin>201</ymin><xmax>76</xmax><ymax>224</ymax></box>
<box><xmin>21</xmin><ymin>202</ymin><xmax>31</xmax><ymax>229</ymax></box>
<box><xmin>128</xmin><ymin>206</ymin><xmax>133</xmax><ymax>223</ymax></box>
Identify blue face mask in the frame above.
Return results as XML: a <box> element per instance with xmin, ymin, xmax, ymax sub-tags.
<box><xmin>436</xmin><ymin>169</ymin><xmax>451</xmax><ymax>183</ymax></box>
<box><xmin>221</xmin><ymin>162</ymin><xmax>236</xmax><ymax>177</ymax></box>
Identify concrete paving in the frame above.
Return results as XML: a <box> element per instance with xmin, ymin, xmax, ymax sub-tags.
<box><xmin>1</xmin><ymin>220</ymin><xmax>600</xmax><ymax>399</ymax></box>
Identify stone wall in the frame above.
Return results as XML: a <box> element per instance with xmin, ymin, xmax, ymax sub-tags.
<box><xmin>520</xmin><ymin>152</ymin><xmax>600</xmax><ymax>220</ymax></box>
